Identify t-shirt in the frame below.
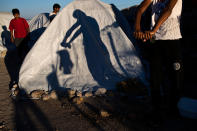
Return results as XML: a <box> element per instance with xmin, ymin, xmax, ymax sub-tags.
<box><xmin>151</xmin><ymin>0</ymin><xmax>182</xmax><ymax>40</ymax></box>
<box><xmin>9</xmin><ymin>17</ymin><xmax>29</xmax><ymax>38</ymax></box>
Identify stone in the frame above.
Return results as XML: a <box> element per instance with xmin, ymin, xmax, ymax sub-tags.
<box><xmin>42</xmin><ymin>94</ymin><xmax>50</xmax><ymax>101</ymax></box>
<box><xmin>50</xmin><ymin>91</ymin><xmax>58</xmax><ymax>100</ymax></box>
<box><xmin>95</xmin><ymin>88</ymin><xmax>107</xmax><ymax>95</ymax></box>
<box><xmin>68</xmin><ymin>89</ymin><xmax>76</xmax><ymax>99</ymax></box>
<box><xmin>84</xmin><ymin>92</ymin><xmax>93</xmax><ymax>97</ymax></box>
<box><xmin>30</xmin><ymin>90</ymin><xmax>45</xmax><ymax>99</ymax></box>
<box><xmin>76</xmin><ymin>91</ymin><xmax>82</xmax><ymax>97</ymax></box>
<box><xmin>72</xmin><ymin>97</ymin><xmax>83</xmax><ymax>104</ymax></box>
<box><xmin>100</xmin><ymin>110</ymin><xmax>110</xmax><ymax>117</ymax></box>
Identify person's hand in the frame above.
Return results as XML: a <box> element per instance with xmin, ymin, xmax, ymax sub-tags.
<box><xmin>133</xmin><ymin>31</ymin><xmax>144</xmax><ymax>40</ymax></box>
<box><xmin>11</xmin><ymin>38</ymin><xmax>14</xmax><ymax>43</ymax></box>
<box><xmin>144</xmin><ymin>31</ymin><xmax>155</xmax><ymax>40</ymax></box>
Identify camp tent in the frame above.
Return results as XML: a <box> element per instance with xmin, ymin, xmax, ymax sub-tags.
<box><xmin>19</xmin><ymin>0</ymin><xmax>147</xmax><ymax>94</ymax></box>
<box><xmin>28</xmin><ymin>13</ymin><xmax>50</xmax><ymax>48</ymax></box>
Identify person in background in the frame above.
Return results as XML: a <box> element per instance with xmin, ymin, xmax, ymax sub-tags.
<box><xmin>49</xmin><ymin>3</ymin><xmax>61</xmax><ymax>22</ymax></box>
<box><xmin>134</xmin><ymin>0</ymin><xmax>183</xmax><ymax>119</ymax></box>
<box><xmin>9</xmin><ymin>8</ymin><xmax>30</xmax><ymax>96</ymax></box>
<box><xmin>9</xmin><ymin>8</ymin><xmax>30</xmax><ymax>64</ymax></box>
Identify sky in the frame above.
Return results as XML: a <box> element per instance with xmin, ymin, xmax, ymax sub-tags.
<box><xmin>0</xmin><ymin>0</ymin><xmax>143</xmax><ymax>19</ymax></box>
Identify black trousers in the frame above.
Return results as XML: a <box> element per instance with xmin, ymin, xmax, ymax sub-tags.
<box><xmin>149</xmin><ymin>40</ymin><xmax>183</xmax><ymax>111</ymax></box>
<box><xmin>15</xmin><ymin>37</ymin><xmax>29</xmax><ymax>64</ymax></box>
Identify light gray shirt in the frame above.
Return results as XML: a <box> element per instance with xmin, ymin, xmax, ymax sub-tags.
<box><xmin>151</xmin><ymin>0</ymin><xmax>182</xmax><ymax>40</ymax></box>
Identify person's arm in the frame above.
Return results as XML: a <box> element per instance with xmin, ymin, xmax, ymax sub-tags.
<box><xmin>9</xmin><ymin>20</ymin><xmax>14</xmax><ymax>43</ymax></box>
<box><xmin>134</xmin><ymin>0</ymin><xmax>152</xmax><ymax>40</ymax></box>
<box><xmin>10</xmin><ymin>30</ymin><xmax>14</xmax><ymax>43</ymax></box>
<box><xmin>27</xmin><ymin>27</ymin><xmax>30</xmax><ymax>34</ymax></box>
<box><xmin>145</xmin><ymin>0</ymin><xmax>178</xmax><ymax>39</ymax></box>
<box><xmin>61</xmin><ymin>21</ymin><xmax>80</xmax><ymax>48</ymax></box>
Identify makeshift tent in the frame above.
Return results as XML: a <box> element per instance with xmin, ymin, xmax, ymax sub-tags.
<box><xmin>19</xmin><ymin>0</ymin><xmax>147</xmax><ymax>94</ymax></box>
<box><xmin>28</xmin><ymin>13</ymin><xmax>50</xmax><ymax>48</ymax></box>
<box><xmin>0</xmin><ymin>12</ymin><xmax>14</xmax><ymax>53</ymax></box>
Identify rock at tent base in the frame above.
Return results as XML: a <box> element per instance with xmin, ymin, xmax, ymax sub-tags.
<box><xmin>31</xmin><ymin>90</ymin><xmax>45</xmax><ymax>99</ymax></box>
<box><xmin>42</xmin><ymin>94</ymin><xmax>50</xmax><ymax>101</ymax></box>
<box><xmin>76</xmin><ymin>91</ymin><xmax>82</xmax><ymax>97</ymax></box>
<box><xmin>68</xmin><ymin>89</ymin><xmax>76</xmax><ymax>99</ymax></box>
<box><xmin>100</xmin><ymin>110</ymin><xmax>110</xmax><ymax>117</ymax></box>
<box><xmin>84</xmin><ymin>92</ymin><xmax>93</xmax><ymax>97</ymax></box>
<box><xmin>72</xmin><ymin>97</ymin><xmax>84</xmax><ymax>104</ymax></box>
<box><xmin>0</xmin><ymin>50</ymin><xmax>7</xmax><ymax>58</ymax></box>
<box><xmin>95</xmin><ymin>88</ymin><xmax>107</xmax><ymax>96</ymax></box>
<box><xmin>50</xmin><ymin>91</ymin><xmax>58</xmax><ymax>100</ymax></box>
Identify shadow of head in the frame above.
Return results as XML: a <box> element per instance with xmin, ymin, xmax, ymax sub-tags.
<box><xmin>2</xmin><ymin>25</ymin><xmax>8</xmax><ymax>31</ymax></box>
<box><xmin>73</xmin><ymin>9</ymin><xmax>86</xmax><ymax>19</ymax></box>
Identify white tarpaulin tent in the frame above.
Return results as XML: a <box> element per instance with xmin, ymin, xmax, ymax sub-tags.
<box><xmin>28</xmin><ymin>13</ymin><xmax>50</xmax><ymax>48</ymax></box>
<box><xmin>0</xmin><ymin>12</ymin><xmax>14</xmax><ymax>53</ymax></box>
<box><xmin>19</xmin><ymin>0</ymin><xmax>146</xmax><ymax>94</ymax></box>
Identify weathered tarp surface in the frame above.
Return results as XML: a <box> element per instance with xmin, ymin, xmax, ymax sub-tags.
<box><xmin>19</xmin><ymin>0</ymin><xmax>146</xmax><ymax>94</ymax></box>
<box><xmin>28</xmin><ymin>13</ymin><xmax>50</xmax><ymax>48</ymax></box>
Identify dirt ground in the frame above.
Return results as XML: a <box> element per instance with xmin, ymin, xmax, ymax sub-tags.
<box><xmin>0</xmin><ymin>53</ymin><xmax>197</xmax><ymax>131</ymax></box>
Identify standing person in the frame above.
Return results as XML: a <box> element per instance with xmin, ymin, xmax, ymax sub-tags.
<box><xmin>9</xmin><ymin>8</ymin><xmax>30</xmax><ymax>64</ymax></box>
<box><xmin>49</xmin><ymin>3</ymin><xmax>61</xmax><ymax>22</ymax></box>
<box><xmin>134</xmin><ymin>0</ymin><xmax>183</xmax><ymax>118</ymax></box>
<box><xmin>9</xmin><ymin>8</ymin><xmax>30</xmax><ymax>93</ymax></box>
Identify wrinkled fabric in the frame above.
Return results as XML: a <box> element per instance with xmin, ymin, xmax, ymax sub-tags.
<box><xmin>28</xmin><ymin>13</ymin><xmax>50</xmax><ymax>48</ymax></box>
<box><xmin>151</xmin><ymin>0</ymin><xmax>182</xmax><ymax>40</ymax></box>
<box><xmin>19</xmin><ymin>0</ymin><xmax>147</xmax><ymax>94</ymax></box>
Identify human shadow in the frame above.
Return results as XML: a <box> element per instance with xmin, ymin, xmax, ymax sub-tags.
<box><xmin>61</xmin><ymin>9</ymin><xmax>122</xmax><ymax>88</ymax></box>
<box><xmin>1</xmin><ymin>25</ymin><xmax>19</xmax><ymax>87</ymax></box>
<box><xmin>46</xmin><ymin>50</ymin><xmax>73</xmax><ymax>99</ymax></box>
<box><xmin>57</xmin><ymin>50</ymin><xmax>73</xmax><ymax>74</ymax></box>
<box><xmin>13</xmin><ymin>91</ymin><xmax>53</xmax><ymax>131</ymax></box>
<box><xmin>1</xmin><ymin>26</ymin><xmax>13</xmax><ymax>49</ymax></box>
<box><xmin>110</xmin><ymin>4</ymin><xmax>134</xmax><ymax>43</ymax></box>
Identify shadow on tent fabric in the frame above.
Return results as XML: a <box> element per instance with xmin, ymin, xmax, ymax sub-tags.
<box><xmin>110</xmin><ymin>4</ymin><xmax>136</xmax><ymax>45</ymax></box>
<box><xmin>107</xmin><ymin>32</ymin><xmax>130</xmax><ymax>77</ymax></box>
<box><xmin>61</xmin><ymin>9</ymin><xmax>122</xmax><ymax>88</ymax></box>
<box><xmin>12</xmin><ymin>91</ymin><xmax>53</xmax><ymax>131</ymax></box>
<box><xmin>29</xmin><ymin>27</ymin><xmax>47</xmax><ymax>49</ymax></box>
<box><xmin>47</xmin><ymin>65</ymin><xmax>64</xmax><ymax>97</ymax></box>
<box><xmin>57</xmin><ymin>50</ymin><xmax>73</xmax><ymax>74</ymax></box>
